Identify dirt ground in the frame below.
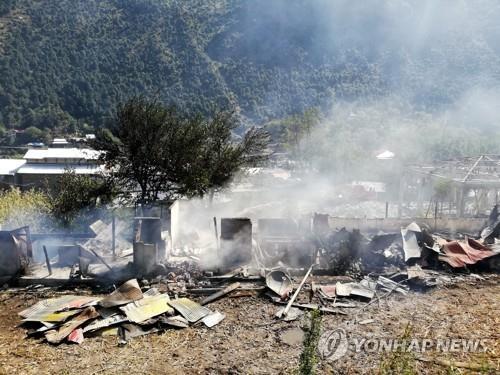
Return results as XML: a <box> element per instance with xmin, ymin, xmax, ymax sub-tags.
<box><xmin>0</xmin><ymin>275</ymin><xmax>498</xmax><ymax>374</ymax></box>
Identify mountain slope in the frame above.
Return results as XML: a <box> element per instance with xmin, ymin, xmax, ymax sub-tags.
<box><xmin>0</xmin><ymin>0</ymin><xmax>500</xmax><ymax>133</ymax></box>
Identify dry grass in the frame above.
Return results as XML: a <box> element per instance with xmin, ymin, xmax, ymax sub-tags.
<box><xmin>0</xmin><ymin>275</ymin><xmax>498</xmax><ymax>374</ymax></box>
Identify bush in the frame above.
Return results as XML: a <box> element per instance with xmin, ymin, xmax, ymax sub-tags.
<box><xmin>0</xmin><ymin>188</ymin><xmax>53</xmax><ymax>231</ymax></box>
<box><xmin>49</xmin><ymin>170</ymin><xmax>116</xmax><ymax>228</ymax></box>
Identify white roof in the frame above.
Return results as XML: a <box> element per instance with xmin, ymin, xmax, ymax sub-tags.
<box><xmin>52</xmin><ymin>138</ymin><xmax>69</xmax><ymax>144</ymax></box>
<box><xmin>23</xmin><ymin>148</ymin><xmax>101</xmax><ymax>160</ymax></box>
<box><xmin>376</xmin><ymin>150</ymin><xmax>395</xmax><ymax>160</ymax></box>
<box><xmin>16</xmin><ymin>164</ymin><xmax>103</xmax><ymax>175</ymax></box>
<box><xmin>0</xmin><ymin>159</ymin><xmax>26</xmax><ymax>175</ymax></box>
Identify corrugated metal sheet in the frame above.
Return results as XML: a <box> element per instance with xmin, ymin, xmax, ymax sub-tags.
<box><xmin>401</xmin><ymin>223</ymin><xmax>422</xmax><ymax>261</ymax></box>
<box><xmin>45</xmin><ymin>307</ymin><xmax>98</xmax><ymax>344</ymax></box>
<box><xmin>201</xmin><ymin>311</ymin><xmax>225</xmax><ymax>328</ymax></box>
<box><xmin>22</xmin><ymin>310</ymin><xmax>80</xmax><ymax>323</ymax></box>
<box><xmin>142</xmin><ymin>288</ymin><xmax>160</xmax><ymax>298</ymax></box>
<box><xmin>440</xmin><ymin>237</ymin><xmax>497</xmax><ymax>268</ymax></box>
<box><xmin>168</xmin><ymin>298</ymin><xmax>211</xmax><ymax>323</ymax></box>
<box><xmin>334</xmin><ymin>282</ymin><xmax>352</xmax><ymax>297</ymax></box>
<box><xmin>83</xmin><ymin>314</ymin><xmax>128</xmax><ymax>332</ymax></box>
<box><xmin>120</xmin><ymin>294</ymin><xmax>173</xmax><ymax>323</ymax></box>
<box><xmin>67</xmin><ymin>328</ymin><xmax>84</xmax><ymax>344</ymax></box>
<box><xmin>19</xmin><ymin>295</ymin><xmax>98</xmax><ymax>321</ymax></box>
<box><xmin>159</xmin><ymin>315</ymin><xmax>189</xmax><ymax>328</ymax></box>
<box><xmin>99</xmin><ymin>279</ymin><xmax>143</xmax><ymax>308</ymax></box>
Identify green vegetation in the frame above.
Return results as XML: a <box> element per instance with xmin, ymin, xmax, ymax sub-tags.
<box><xmin>0</xmin><ymin>170</ymin><xmax>114</xmax><ymax>230</ymax></box>
<box><xmin>299</xmin><ymin>310</ymin><xmax>322</xmax><ymax>375</ymax></box>
<box><xmin>93</xmin><ymin>97</ymin><xmax>269</xmax><ymax>205</ymax></box>
<box><xmin>0</xmin><ymin>0</ymin><xmax>499</xmax><ymax>182</ymax></box>
<box><xmin>276</xmin><ymin>100</ymin><xmax>500</xmax><ymax>183</ymax></box>
<box><xmin>48</xmin><ymin>170</ymin><xmax>115</xmax><ymax>228</ymax></box>
<box><xmin>0</xmin><ymin>0</ymin><xmax>16</xmax><ymax>16</ymax></box>
<box><xmin>266</xmin><ymin>108</ymin><xmax>321</xmax><ymax>167</ymax></box>
<box><xmin>379</xmin><ymin>324</ymin><xmax>416</xmax><ymax>375</ymax></box>
<box><xmin>1</xmin><ymin>0</ymin><xmax>498</xmax><ymax>135</ymax></box>
<box><xmin>0</xmin><ymin>188</ymin><xmax>52</xmax><ymax>231</ymax></box>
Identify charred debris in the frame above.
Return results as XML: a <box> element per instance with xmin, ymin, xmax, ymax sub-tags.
<box><xmin>2</xmin><ymin>208</ymin><xmax>500</xmax><ymax>345</ymax></box>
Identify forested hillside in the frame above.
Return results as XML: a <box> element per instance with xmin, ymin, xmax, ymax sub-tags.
<box><xmin>0</xmin><ymin>0</ymin><xmax>500</xmax><ymax>136</ymax></box>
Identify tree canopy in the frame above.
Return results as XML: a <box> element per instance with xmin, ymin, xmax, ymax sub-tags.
<box><xmin>2</xmin><ymin>0</ymin><xmax>499</xmax><ymax>132</ymax></box>
<box><xmin>93</xmin><ymin>97</ymin><xmax>269</xmax><ymax>204</ymax></box>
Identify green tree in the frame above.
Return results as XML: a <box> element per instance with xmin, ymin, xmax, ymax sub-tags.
<box><xmin>267</xmin><ymin>107</ymin><xmax>320</xmax><ymax>167</ymax></box>
<box><xmin>195</xmin><ymin>109</ymin><xmax>270</xmax><ymax>201</ymax></box>
<box><xmin>49</xmin><ymin>169</ymin><xmax>115</xmax><ymax>228</ymax></box>
<box><xmin>20</xmin><ymin>126</ymin><xmax>44</xmax><ymax>144</ymax></box>
<box><xmin>93</xmin><ymin>97</ymin><xmax>269</xmax><ymax>205</ymax></box>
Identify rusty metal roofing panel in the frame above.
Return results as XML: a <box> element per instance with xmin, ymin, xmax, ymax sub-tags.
<box><xmin>99</xmin><ymin>279</ymin><xmax>143</xmax><ymax>308</ymax></box>
<box><xmin>120</xmin><ymin>294</ymin><xmax>173</xmax><ymax>323</ymax></box>
<box><xmin>167</xmin><ymin>298</ymin><xmax>211</xmax><ymax>323</ymax></box>
<box><xmin>67</xmin><ymin>328</ymin><xmax>84</xmax><ymax>345</ymax></box>
<box><xmin>439</xmin><ymin>237</ymin><xmax>497</xmax><ymax>268</ymax></box>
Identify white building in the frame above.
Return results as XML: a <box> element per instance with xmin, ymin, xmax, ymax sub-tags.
<box><xmin>0</xmin><ymin>140</ymin><xmax>103</xmax><ymax>190</ymax></box>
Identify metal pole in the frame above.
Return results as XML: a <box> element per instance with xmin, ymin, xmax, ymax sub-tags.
<box><xmin>87</xmin><ymin>246</ymin><xmax>114</xmax><ymax>272</ymax></box>
<box><xmin>201</xmin><ymin>282</ymin><xmax>240</xmax><ymax>305</ymax></box>
<box><xmin>280</xmin><ymin>264</ymin><xmax>314</xmax><ymax>318</ymax></box>
<box><xmin>43</xmin><ymin>245</ymin><xmax>52</xmax><ymax>275</ymax></box>
<box><xmin>112</xmin><ymin>212</ymin><xmax>116</xmax><ymax>259</ymax></box>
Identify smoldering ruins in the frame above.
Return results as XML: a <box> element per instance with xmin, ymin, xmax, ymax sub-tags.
<box><xmin>1</xmin><ymin>0</ymin><xmax>500</xmax><ymax>373</ymax></box>
<box><xmin>0</xmin><ymin>158</ymin><xmax>499</xmax><ymax>371</ymax></box>
<box><xmin>1</xmin><ymin>123</ymin><xmax>500</xmax><ymax>374</ymax></box>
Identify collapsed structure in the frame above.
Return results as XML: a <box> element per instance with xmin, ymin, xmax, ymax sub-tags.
<box><xmin>7</xmin><ymin>202</ymin><xmax>499</xmax><ymax>345</ymax></box>
<box><xmin>0</xmin><ymin>153</ymin><xmax>499</xmax><ymax>345</ymax></box>
<box><xmin>404</xmin><ymin>154</ymin><xmax>500</xmax><ymax>217</ymax></box>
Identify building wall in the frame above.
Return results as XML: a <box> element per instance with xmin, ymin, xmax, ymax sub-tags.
<box><xmin>0</xmin><ymin>175</ymin><xmax>15</xmax><ymax>190</ymax></box>
<box><xmin>17</xmin><ymin>174</ymin><xmax>61</xmax><ymax>190</ymax></box>
<box><xmin>327</xmin><ymin>216</ymin><xmax>486</xmax><ymax>234</ymax></box>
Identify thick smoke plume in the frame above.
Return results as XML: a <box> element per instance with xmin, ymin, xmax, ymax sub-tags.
<box><xmin>171</xmin><ymin>0</ymin><xmax>500</xmax><ymax>265</ymax></box>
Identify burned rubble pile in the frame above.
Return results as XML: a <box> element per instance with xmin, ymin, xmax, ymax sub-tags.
<box><xmin>18</xmin><ymin>278</ymin><xmax>227</xmax><ymax>345</ymax></box>
<box><xmin>15</xmin><ymin>213</ymin><xmax>500</xmax><ymax>346</ymax></box>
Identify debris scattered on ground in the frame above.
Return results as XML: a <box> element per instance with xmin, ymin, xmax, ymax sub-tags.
<box><xmin>18</xmin><ymin>278</ymin><xmax>236</xmax><ymax>345</ymax></box>
<box><xmin>9</xmin><ymin>205</ymin><xmax>500</xmax><ymax>350</ymax></box>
